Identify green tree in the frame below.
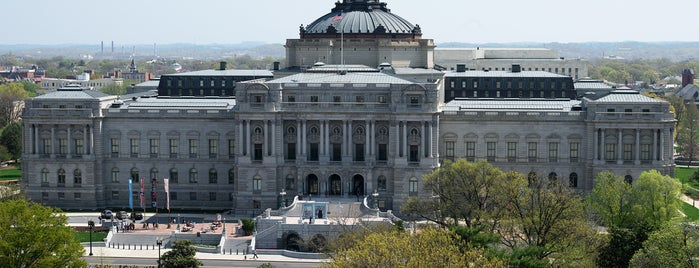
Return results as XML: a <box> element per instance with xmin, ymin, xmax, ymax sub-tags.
<box><xmin>0</xmin><ymin>199</ymin><xmax>86</xmax><ymax>267</ymax></box>
<box><xmin>241</xmin><ymin>218</ymin><xmax>255</xmax><ymax>236</ymax></box>
<box><xmin>159</xmin><ymin>240</ymin><xmax>202</xmax><ymax>268</ymax></box>
<box><xmin>325</xmin><ymin>228</ymin><xmax>505</xmax><ymax>268</ymax></box>
<box><xmin>0</xmin><ymin>122</ymin><xmax>22</xmax><ymax>160</ymax></box>
<box><xmin>678</xmin><ymin>100</ymin><xmax>699</xmax><ymax>164</ymax></box>
<box><xmin>586</xmin><ymin>171</ymin><xmax>635</xmax><ymax>228</ymax></box>
<box><xmin>630</xmin><ymin>223</ymin><xmax>699</xmax><ymax>268</ymax></box>
<box><xmin>0</xmin><ymin>83</ymin><xmax>29</xmax><ymax>128</ymax></box>
<box><xmin>99</xmin><ymin>83</ymin><xmax>126</xmax><ymax>96</ymax></box>
<box><xmin>19</xmin><ymin>81</ymin><xmax>40</xmax><ymax>97</ymax></box>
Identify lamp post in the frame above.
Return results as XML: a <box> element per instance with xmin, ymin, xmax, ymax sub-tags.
<box><xmin>87</xmin><ymin>220</ymin><xmax>95</xmax><ymax>256</ymax></box>
<box><xmin>156</xmin><ymin>237</ymin><xmax>163</xmax><ymax>268</ymax></box>
<box><xmin>279</xmin><ymin>188</ymin><xmax>287</xmax><ymax>208</ymax></box>
<box><xmin>372</xmin><ymin>189</ymin><xmax>379</xmax><ymax>210</ymax></box>
<box><xmin>177</xmin><ymin>213</ymin><xmax>180</xmax><ymax>231</ymax></box>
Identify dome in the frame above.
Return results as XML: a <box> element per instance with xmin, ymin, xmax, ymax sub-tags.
<box><xmin>301</xmin><ymin>0</ymin><xmax>422</xmax><ymax>39</ymax></box>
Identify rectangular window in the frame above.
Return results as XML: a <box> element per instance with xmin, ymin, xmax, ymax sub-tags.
<box><xmin>74</xmin><ymin>193</ymin><xmax>81</xmax><ymax>201</ymax></box>
<box><xmin>354</xmin><ymin>144</ymin><xmax>365</xmax><ymax>162</ymax></box>
<box><xmin>287</xmin><ymin>143</ymin><xmax>296</xmax><ymax>160</ymax></box>
<box><xmin>43</xmin><ymin>138</ymin><xmax>51</xmax><ymax>155</ymax></box>
<box><xmin>409</xmin><ymin>96</ymin><xmax>420</xmax><ymax>106</ymax></box>
<box><xmin>253</xmin><ymin>177</ymin><xmax>261</xmax><ymax>192</ymax></box>
<box><xmin>549</xmin><ymin>142</ymin><xmax>558</xmax><ymax>162</ymax></box>
<box><xmin>58</xmin><ymin>192</ymin><xmax>65</xmax><ymax>200</ymax></box>
<box><xmin>129</xmin><ymin>139</ymin><xmax>138</xmax><ymax>158</ymax></box>
<box><xmin>309</xmin><ymin>143</ymin><xmax>319</xmax><ymax>161</ymax></box>
<box><xmin>149</xmin><ymin>139</ymin><xmax>158</xmax><ymax>158</ymax></box>
<box><xmin>209</xmin><ymin>170</ymin><xmax>217</xmax><ymax>184</ymax></box>
<box><xmin>209</xmin><ymin>139</ymin><xmax>218</xmax><ymax>159</ymax></box>
<box><xmin>58</xmin><ymin>138</ymin><xmax>67</xmax><ymax>155</ymax></box>
<box><xmin>507</xmin><ymin>142</ymin><xmax>517</xmax><ymax>162</ymax></box>
<box><xmin>624</xmin><ymin>144</ymin><xmax>633</xmax><ymax>161</ymax></box>
<box><xmin>378</xmin><ymin>95</ymin><xmax>387</xmax><ymax>104</ymax></box>
<box><xmin>74</xmin><ymin>139</ymin><xmax>83</xmax><ymax>155</ymax></box>
<box><xmin>486</xmin><ymin>142</ymin><xmax>496</xmax><ymax>161</ymax></box>
<box><xmin>356</xmin><ymin>95</ymin><xmax>364</xmax><ymax>104</ymax></box>
<box><xmin>570</xmin><ymin>142</ymin><xmax>579</xmax><ymax>163</ymax></box>
<box><xmin>287</xmin><ymin>95</ymin><xmax>295</xmax><ymax>102</ymax></box>
<box><xmin>190</xmin><ymin>192</ymin><xmax>197</xmax><ymax>201</ymax></box>
<box><xmin>169</xmin><ymin>139</ymin><xmax>178</xmax><ymax>158</ymax></box>
<box><xmin>253</xmin><ymin>144</ymin><xmax>263</xmax><ymax>161</ymax></box>
<box><xmin>409</xmin><ymin>179</ymin><xmax>419</xmax><ymax>196</ymax></box>
<box><xmin>209</xmin><ymin>192</ymin><xmax>217</xmax><ymax>201</ymax></box>
<box><xmin>228</xmin><ymin>139</ymin><xmax>235</xmax><ymax>159</ymax></box>
<box><xmin>111</xmin><ymin>169</ymin><xmax>119</xmax><ymax>183</ymax></box>
<box><xmin>528</xmin><ymin>142</ymin><xmax>537</xmax><ymax>162</ymax></box>
<box><xmin>189</xmin><ymin>139</ymin><xmax>198</xmax><ymax>158</ymax></box>
<box><xmin>605</xmin><ymin>143</ymin><xmax>616</xmax><ymax>161</ymax></box>
<box><xmin>111</xmin><ymin>191</ymin><xmax>119</xmax><ymax>200</ymax></box>
<box><xmin>310</xmin><ymin>96</ymin><xmax>319</xmax><ymax>103</ymax></box>
<box><xmin>445</xmin><ymin>141</ymin><xmax>455</xmax><ymax>161</ymax></box>
<box><xmin>333</xmin><ymin>96</ymin><xmax>341</xmax><ymax>104</ymax></box>
<box><xmin>170</xmin><ymin>170</ymin><xmax>178</xmax><ymax>184</ymax></box>
<box><xmin>409</xmin><ymin>145</ymin><xmax>419</xmax><ymax>162</ymax></box>
<box><xmin>171</xmin><ymin>192</ymin><xmax>177</xmax><ymax>201</ymax></box>
<box><xmin>378</xmin><ymin>144</ymin><xmax>388</xmax><ymax>161</ymax></box>
<box><xmin>641</xmin><ymin>144</ymin><xmax>651</xmax><ymax>161</ymax></box>
<box><xmin>465</xmin><ymin>142</ymin><xmax>475</xmax><ymax>161</ymax></box>
<box><xmin>332</xmin><ymin>144</ymin><xmax>342</xmax><ymax>161</ymax></box>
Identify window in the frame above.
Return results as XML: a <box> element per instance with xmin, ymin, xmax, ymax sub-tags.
<box><xmin>57</xmin><ymin>169</ymin><xmax>66</xmax><ymax>185</ymax></box>
<box><xmin>58</xmin><ymin>138</ymin><xmax>67</xmax><ymax>155</ymax></box>
<box><xmin>150</xmin><ymin>168</ymin><xmax>158</xmax><ymax>181</ymax></box>
<box><xmin>409</xmin><ymin>177</ymin><xmax>418</xmax><ymax>196</ymax></box>
<box><xmin>209</xmin><ymin>169</ymin><xmax>218</xmax><ymax>184</ymax></box>
<box><xmin>131</xmin><ymin>168</ymin><xmax>139</xmax><ymax>183</ymax></box>
<box><xmin>486</xmin><ymin>142</ymin><xmax>496</xmax><ymax>161</ymax></box>
<box><xmin>528</xmin><ymin>142</ymin><xmax>537</xmax><ymax>162</ymax></box>
<box><xmin>41</xmin><ymin>169</ymin><xmax>49</xmax><ymax>184</ymax></box>
<box><xmin>74</xmin><ymin>193</ymin><xmax>81</xmax><ymax>201</ymax></box>
<box><xmin>445</xmin><ymin>141</ymin><xmax>455</xmax><ymax>161</ymax></box>
<box><xmin>287</xmin><ymin>95</ymin><xmax>295</xmax><ymax>102</ymax></box>
<box><xmin>287</xmin><ymin>142</ymin><xmax>296</xmax><ymax>160</ymax></box>
<box><xmin>569</xmin><ymin>173</ymin><xmax>578</xmax><ymax>188</ymax></box>
<box><xmin>548</xmin><ymin>172</ymin><xmax>558</xmax><ymax>182</ymax></box>
<box><xmin>189</xmin><ymin>168</ymin><xmax>198</xmax><ymax>183</ymax></box>
<box><xmin>310</xmin><ymin>96</ymin><xmax>318</xmax><ymax>103</ymax></box>
<box><xmin>378</xmin><ymin>95</ymin><xmax>387</xmax><ymax>104</ymax></box>
<box><xmin>548</xmin><ymin>142</ymin><xmax>558</xmax><ymax>162</ymax></box>
<box><xmin>354</xmin><ymin>144</ymin><xmax>365</xmax><ymax>162</ymax></box>
<box><xmin>356</xmin><ymin>95</ymin><xmax>364</xmax><ymax>103</ymax></box>
<box><xmin>605</xmin><ymin>144</ymin><xmax>616</xmax><ymax>161</ymax></box>
<box><xmin>507</xmin><ymin>142</ymin><xmax>517</xmax><ymax>162</ymax></box>
<box><xmin>169</xmin><ymin>139</ymin><xmax>178</xmax><ymax>158</ymax></box>
<box><xmin>472</xmin><ymin>80</ymin><xmax>478</xmax><ymax>89</ymax></box>
<box><xmin>253</xmin><ymin>144</ymin><xmax>263</xmax><ymax>161</ymax></box>
<box><xmin>43</xmin><ymin>138</ymin><xmax>51</xmax><ymax>155</ymax></box>
<box><xmin>409</xmin><ymin>145</ymin><xmax>419</xmax><ymax>162</ymax></box>
<box><xmin>253</xmin><ymin>175</ymin><xmax>262</xmax><ymax>192</ymax></box>
<box><xmin>73</xmin><ymin>169</ymin><xmax>82</xmax><ymax>185</ymax></box>
<box><xmin>42</xmin><ymin>192</ymin><xmax>49</xmax><ymax>200</ymax></box>
<box><xmin>409</xmin><ymin>96</ymin><xmax>420</xmax><ymax>106</ymax></box>
<box><xmin>228</xmin><ymin>169</ymin><xmax>235</xmax><ymax>184</ymax></box>
<box><xmin>58</xmin><ymin>192</ymin><xmax>65</xmax><ymax>200</ymax></box>
<box><xmin>111</xmin><ymin>168</ymin><xmax>119</xmax><ymax>183</ymax></box>
<box><xmin>625</xmin><ymin>175</ymin><xmax>633</xmax><ymax>184</ymax></box>
<box><xmin>641</xmin><ymin>144</ymin><xmax>651</xmax><ymax>161</ymax></box>
<box><xmin>170</xmin><ymin>168</ymin><xmax>178</xmax><ymax>184</ymax></box>
<box><xmin>378</xmin><ymin>176</ymin><xmax>387</xmax><ymax>192</ymax></box>
<box><xmin>209</xmin><ymin>192</ymin><xmax>217</xmax><ymax>201</ymax></box>
<box><xmin>190</xmin><ymin>192</ymin><xmax>197</xmax><ymax>201</ymax></box>
<box><xmin>309</xmin><ymin>143</ymin><xmax>319</xmax><ymax>161</ymax></box>
<box><xmin>253</xmin><ymin>95</ymin><xmax>263</xmax><ymax>104</ymax></box>
<box><xmin>171</xmin><ymin>192</ymin><xmax>177</xmax><ymax>200</ymax></box>
<box><xmin>149</xmin><ymin>139</ymin><xmax>158</xmax><ymax>158</ymax></box>
<box><xmin>209</xmin><ymin>139</ymin><xmax>218</xmax><ymax>159</ymax></box>
<box><xmin>378</xmin><ymin>144</ymin><xmax>387</xmax><ymax>161</ymax></box>
<box><xmin>623</xmin><ymin>144</ymin><xmax>633</xmax><ymax>161</ymax></box>
<box><xmin>465</xmin><ymin>142</ymin><xmax>475</xmax><ymax>161</ymax></box>
<box><xmin>333</xmin><ymin>96</ymin><xmax>341</xmax><ymax>104</ymax></box>
<box><xmin>189</xmin><ymin>139</ymin><xmax>198</xmax><ymax>158</ymax></box>
<box><xmin>570</xmin><ymin>143</ymin><xmax>579</xmax><ymax>163</ymax></box>
<box><xmin>130</xmin><ymin>138</ymin><xmax>139</xmax><ymax>158</ymax></box>
<box><xmin>74</xmin><ymin>139</ymin><xmax>83</xmax><ymax>155</ymax></box>
<box><xmin>228</xmin><ymin>139</ymin><xmax>235</xmax><ymax>159</ymax></box>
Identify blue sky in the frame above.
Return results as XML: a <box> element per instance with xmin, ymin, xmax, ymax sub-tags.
<box><xmin>5</xmin><ymin>0</ymin><xmax>698</xmax><ymax>45</ymax></box>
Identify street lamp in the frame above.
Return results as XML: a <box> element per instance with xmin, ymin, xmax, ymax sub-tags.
<box><xmin>156</xmin><ymin>237</ymin><xmax>163</xmax><ymax>268</ymax></box>
<box><xmin>279</xmin><ymin>188</ymin><xmax>287</xmax><ymax>208</ymax></box>
<box><xmin>177</xmin><ymin>214</ymin><xmax>180</xmax><ymax>231</ymax></box>
<box><xmin>372</xmin><ymin>189</ymin><xmax>379</xmax><ymax>210</ymax></box>
<box><xmin>87</xmin><ymin>220</ymin><xmax>95</xmax><ymax>256</ymax></box>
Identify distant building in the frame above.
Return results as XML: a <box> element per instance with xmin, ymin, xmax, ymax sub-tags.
<box><xmin>41</xmin><ymin>77</ymin><xmax>123</xmax><ymax>92</ymax></box>
<box><xmin>0</xmin><ymin>66</ymin><xmax>45</xmax><ymax>83</ymax></box>
<box><xmin>683</xmin><ymin>69</ymin><xmax>695</xmax><ymax>88</ymax></box>
<box><xmin>121</xmin><ymin>59</ymin><xmax>154</xmax><ymax>83</ymax></box>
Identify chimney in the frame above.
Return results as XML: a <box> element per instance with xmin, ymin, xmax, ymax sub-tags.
<box><xmin>683</xmin><ymin>69</ymin><xmax>695</xmax><ymax>88</ymax></box>
<box><xmin>219</xmin><ymin>61</ymin><xmax>227</xmax><ymax>71</ymax></box>
<box><xmin>512</xmin><ymin>64</ymin><xmax>521</xmax><ymax>73</ymax></box>
<box><xmin>456</xmin><ymin>64</ymin><xmax>466</xmax><ymax>73</ymax></box>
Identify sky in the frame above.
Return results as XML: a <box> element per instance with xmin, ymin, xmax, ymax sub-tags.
<box><xmin>4</xmin><ymin>0</ymin><xmax>698</xmax><ymax>45</ymax></box>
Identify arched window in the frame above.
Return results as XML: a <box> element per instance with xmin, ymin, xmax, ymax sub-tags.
<box><xmin>209</xmin><ymin>168</ymin><xmax>218</xmax><ymax>184</ymax></box>
<box><xmin>569</xmin><ymin>173</ymin><xmax>578</xmax><ymax>188</ymax></box>
<box><xmin>189</xmin><ymin>168</ymin><xmax>198</xmax><ymax>183</ymax></box>
<box><xmin>73</xmin><ymin>169</ymin><xmax>82</xmax><ymax>185</ymax></box>
<box><xmin>625</xmin><ymin>175</ymin><xmax>633</xmax><ymax>184</ymax></box>
<box><xmin>130</xmin><ymin>168</ymin><xmax>139</xmax><ymax>183</ymax></box>
<box><xmin>170</xmin><ymin>168</ymin><xmax>178</xmax><ymax>183</ymax></box>
<box><xmin>377</xmin><ymin>176</ymin><xmax>387</xmax><ymax>192</ymax></box>
<box><xmin>57</xmin><ymin>169</ymin><xmax>66</xmax><ymax>185</ymax></box>
<box><xmin>228</xmin><ymin>168</ymin><xmax>235</xmax><ymax>185</ymax></box>
<box><xmin>527</xmin><ymin>172</ymin><xmax>537</xmax><ymax>185</ymax></box>
<box><xmin>111</xmin><ymin>167</ymin><xmax>119</xmax><ymax>183</ymax></box>
<box><xmin>150</xmin><ymin>168</ymin><xmax>158</xmax><ymax>181</ymax></box>
<box><xmin>41</xmin><ymin>168</ymin><xmax>49</xmax><ymax>184</ymax></box>
<box><xmin>409</xmin><ymin>177</ymin><xmax>418</xmax><ymax>196</ymax></box>
<box><xmin>548</xmin><ymin>172</ymin><xmax>558</xmax><ymax>182</ymax></box>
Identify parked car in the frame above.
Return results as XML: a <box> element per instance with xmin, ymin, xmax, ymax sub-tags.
<box><xmin>116</xmin><ymin>211</ymin><xmax>128</xmax><ymax>220</ymax></box>
<box><xmin>100</xmin><ymin>209</ymin><xmax>113</xmax><ymax>220</ymax></box>
<box><xmin>130</xmin><ymin>211</ymin><xmax>143</xmax><ymax>220</ymax></box>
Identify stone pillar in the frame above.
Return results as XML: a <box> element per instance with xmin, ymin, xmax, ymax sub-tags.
<box><xmin>653</xmin><ymin>129</ymin><xmax>658</xmax><ymax>161</ymax></box>
<box><xmin>342</xmin><ymin>121</ymin><xmax>348</xmax><ymax>158</ymax></box>
<box><xmin>594</xmin><ymin>128</ymin><xmax>599</xmax><ymax>161</ymax></box>
<box><xmin>297</xmin><ymin>121</ymin><xmax>302</xmax><ymax>158</ymax></box>
<box><xmin>617</xmin><ymin>129</ymin><xmax>623</xmax><ymax>164</ymax></box>
<box><xmin>245</xmin><ymin>121</ymin><xmax>251</xmax><ymax>156</ymax></box>
<box><xmin>67</xmin><ymin>125</ymin><xmax>71</xmax><ymax>156</ymax></box>
<box><xmin>348</xmin><ymin>120</ymin><xmax>353</xmax><ymax>158</ymax></box>
<box><xmin>660</xmin><ymin>128</ymin><xmax>665</xmax><ymax>161</ymax></box>
<box><xmin>239</xmin><ymin>121</ymin><xmax>245</xmax><ymax>156</ymax></box>
<box><xmin>428</xmin><ymin>121</ymin><xmax>433</xmax><ymax>158</ymax></box>
<box><xmin>302</xmin><ymin>120</ymin><xmax>307</xmax><ymax>157</ymax></box>
<box><xmin>271</xmin><ymin>121</ymin><xmax>276</xmax><ymax>157</ymax></box>
<box><xmin>33</xmin><ymin>124</ymin><xmax>38</xmax><ymax>155</ymax></box>
<box><xmin>635</xmin><ymin>129</ymin><xmax>641</xmax><ymax>164</ymax></box>
<box><xmin>51</xmin><ymin>127</ymin><xmax>55</xmax><ymax>156</ymax></box>
<box><xmin>84</xmin><ymin>125</ymin><xmax>89</xmax><ymax>155</ymax></box>
<box><xmin>600</xmin><ymin>129</ymin><xmax>605</xmax><ymax>161</ymax></box>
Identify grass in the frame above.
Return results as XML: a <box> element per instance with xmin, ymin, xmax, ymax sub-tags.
<box><xmin>0</xmin><ymin>166</ymin><xmax>20</xmax><ymax>181</ymax></box>
<box><xmin>683</xmin><ymin>203</ymin><xmax>699</xmax><ymax>222</ymax></box>
<box><xmin>74</xmin><ymin>232</ymin><xmax>108</xmax><ymax>243</ymax></box>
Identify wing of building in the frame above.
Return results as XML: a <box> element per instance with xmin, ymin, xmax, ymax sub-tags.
<box><xmin>21</xmin><ymin>0</ymin><xmax>675</xmax><ymax>214</ymax></box>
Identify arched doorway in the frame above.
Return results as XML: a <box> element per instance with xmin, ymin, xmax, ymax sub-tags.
<box><xmin>329</xmin><ymin>174</ymin><xmax>342</xmax><ymax>196</ymax></box>
<box><xmin>307</xmin><ymin>174</ymin><xmax>319</xmax><ymax>195</ymax></box>
<box><xmin>282</xmin><ymin>231</ymin><xmax>303</xmax><ymax>252</ymax></box>
<box><xmin>352</xmin><ymin>175</ymin><xmax>364</xmax><ymax>196</ymax></box>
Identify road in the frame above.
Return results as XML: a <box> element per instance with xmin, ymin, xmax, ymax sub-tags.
<box><xmin>84</xmin><ymin>256</ymin><xmax>323</xmax><ymax>268</ymax></box>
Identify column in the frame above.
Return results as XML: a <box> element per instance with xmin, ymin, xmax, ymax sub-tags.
<box><xmin>399</xmin><ymin>121</ymin><xmax>404</xmax><ymax>158</ymax></box>
<box><xmin>600</xmin><ymin>129</ymin><xmax>605</xmax><ymax>161</ymax></box>
<box><xmin>364</xmin><ymin>120</ymin><xmax>369</xmax><ymax>159</ymax></box>
<box><xmin>322</xmin><ymin>121</ymin><xmax>327</xmax><ymax>156</ymax></box>
<box><xmin>297</xmin><ymin>121</ymin><xmax>302</xmax><ymax>158</ymax></box>
<box><xmin>89</xmin><ymin>124</ymin><xmax>94</xmax><ymax>155</ymax></box>
<box><xmin>635</xmin><ymin>129</ymin><xmax>640</xmax><ymax>164</ymax></box>
<box><xmin>653</xmin><ymin>129</ymin><xmax>658</xmax><ymax>161</ymax></box>
<box><xmin>370</xmin><ymin>121</ymin><xmax>375</xmax><ymax>156</ymax></box>
<box><xmin>617</xmin><ymin>129</ymin><xmax>622</xmax><ymax>163</ymax></box>
<box><xmin>263</xmin><ymin>121</ymin><xmax>268</xmax><ymax>157</ymax></box>
<box><xmin>238</xmin><ymin>121</ymin><xmax>245</xmax><ymax>156</ymax></box>
<box><xmin>271</xmin><ymin>122</ymin><xmax>276</xmax><ymax>158</ymax></box>
<box><xmin>660</xmin><ymin>128</ymin><xmax>665</xmax><ymax>161</ymax></box>
<box><xmin>403</xmin><ymin>121</ymin><xmax>408</xmax><ymax>159</ymax></box>
<box><xmin>428</xmin><ymin>121</ymin><xmax>433</xmax><ymax>158</ymax></box>
<box><xmin>302</xmin><ymin>120</ymin><xmax>307</xmax><ymax>157</ymax></box>
<box><xmin>51</xmin><ymin>127</ymin><xmax>55</xmax><ymax>156</ymax></box>
<box><xmin>342</xmin><ymin>121</ymin><xmax>348</xmax><ymax>157</ymax></box>
<box><xmin>245</xmin><ymin>121</ymin><xmax>251</xmax><ymax>156</ymax></box>
<box><xmin>348</xmin><ymin>120</ymin><xmax>353</xmax><ymax>158</ymax></box>
<box><xmin>33</xmin><ymin>124</ymin><xmax>38</xmax><ymax>155</ymax></box>
<box><xmin>67</xmin><ymin>125</ymin><xmax>72</xmax><ymax>156</ymax></box>
<box><xmin>84</xmin><ymin>125</ymin><xmax>89</xmax><ymax>155</ymax></box>
<box><xmin>593</xmin><ymin>129</ymin><xmax>599</xmax><ymax>161</ymax></box>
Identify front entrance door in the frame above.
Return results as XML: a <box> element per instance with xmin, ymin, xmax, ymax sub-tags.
<box><xmin>329</xmin><ymin>175</ymin><xmax>342</xmax><ymax>196</ymax></box>
<box><xmin>307</xmin><ymin>174</ymin><xmax>319</xmax><ymax>195</ymax></box>
<box><xmin>352</xmin><ymin>175</ymin><xmax>364</xmax><ymax>196</ymax></box>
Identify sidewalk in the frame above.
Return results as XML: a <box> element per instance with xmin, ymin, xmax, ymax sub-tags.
<box><xmin>84</xmin><ymin>245</ymin><xmax>329</xmax><ymax>263</ymax></box>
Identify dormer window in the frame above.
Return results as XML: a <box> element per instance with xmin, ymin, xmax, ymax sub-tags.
<box><xmin>409</xmin><ymin>96</ymin><xmax>420</xmax><ymax>107</ymax></box>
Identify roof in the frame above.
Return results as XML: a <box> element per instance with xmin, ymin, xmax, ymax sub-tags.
<box><xmin>592</xmin><ymin>90</ymin><xmax>664</xmax><ymax>103</ymax></box>
<box><xmin>306</xmin><ymin>64</ymin><xmax>378</xmax><ymax>73</ymax></box>
<box><xmin>575</xmin><ymin>80</ymin><xmax>615</xmax><ymax>90</ymax></box>
<box><xmin>123</xmin><ymin>97</ymin><xmax>236</xmax><ymax>109</ymax></box>
<box><xmin>34</xmin><ymin>87</ymin><xmax>113</xmax><ymax>100</ymax></box>
<box><xmin>393</xmin><ymin>68</ymin><xmax>444</xmax><ymax>75</ymax></box>
<box><xmin>445</xmin><ymin>70</ymin><xmax>569</xmax><ymax>78</ymax></box>
<box><xmin>444</xmin><ymin>99</ymin><xmax>580</xmax><ymax>112</ymax></box>
<box><xmin>163</xmin><ymin>69</ymin><xmax>273</xmax><ymax>77</ymax></box>
<box><xmin>304</xmin><ymin>0</ymin><xmax>419</xmax><ymax>36</ymax></box>
<box><xmin>268</xmin><ymin>72</ymin><xmax>414</xmax><ymax>84</ymax></box>
<box><xmin>676</xmin><ymin>84</ymin><xmax>699</xmax><ymax>100</ymax></box>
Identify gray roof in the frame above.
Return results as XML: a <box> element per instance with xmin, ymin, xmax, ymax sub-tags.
<box><xmin>305</xmin><ymin>1</ymin><xmax>417</xmax><ymax>36</ymax></box>
<box><xmin>124</xmin><ymin>98</ymin><xmax>236</xmax><ymax>109</ymax></box>
<box><xmin>164</xmin><ymin>69</ymin><xmax>273</xmax><ymax>77</ymax></box>
<box><xmin>593</xmin><ymin>90</ymin><xmax>664</xmax><ymax>103</ymax></box>
<box><xmin>269</xmin><ymin>72</ymin><xmax>414</xmax><ymax>85</ymax></box>
<box><xmin>445</xmin><ymin>71</ymin><xmax>569</xmax><ymax>78</ymax></box>
<box><xmin>444</xmin><ymin>99</ymin><xmax>580</xmax><ymax>111</ymax></box>
<box><xmin>575</xmin><ymin>80</ymin><xmax>614</xmax><ymax>90</ymax></box>
<box><xmin>393</xmin><ymin>68</ymin><xmax>444</xmax><ymax>75</ymax></box>
<box><xmin>34</xmin><ymin>89</ymin><xmax>114</xmax><ymax>100</ymax></box>
<box><xmin>306</xmin><ymin>65</ymin><xmax>378</xmax><ymax>73</ymax></box>
<box><xmin>676</xmin><ymin>84</ymin><xmax>699</xmax><ymax>100</ymax></box>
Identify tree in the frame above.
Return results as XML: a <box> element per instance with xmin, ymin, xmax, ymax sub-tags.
<box><xmin>678</xmin><ymin>100</ymin><xmax>699</xmax><ymax>164</ymax></box>
<box><xmin>0</xmin><ymin>199</ymin><xmax>86</xmax><ymax>267</ymax></box>
<box><xmin>159</xmin><ymin>240</ymin><xmax>202</xmax><ymax>268</ymax></box>
<box><xmin>241</xmin><ymin>218</ymin><xmax>255</xmax><ymax>236</ymax></box>
<box><xmin>326</xmin><ymin>228</ymin><xmax>505</xmax><ymax>268</ymax></box>
<box><xmin>0</xmin><ymin>83</ymin><xmax>29</xmax><ymax>128</ymax></box>
<box><xmin>99</xmin><ymin>83</ymin><xmax>126</xmax><ymax>96</ymax></box>
<box><xmin>0</xmin><ymin>122</ymin><xmax>22</xmax><ymax>160</ymax></box>
<box><xmin>586</xmin><ymin>171</ymin><xmax>635</xmax><ymax>228</ymax></box>
<box><xmin>630</xmin><ymin>223</ymin><xmax>699</xmax><ymax>268</ymax></box>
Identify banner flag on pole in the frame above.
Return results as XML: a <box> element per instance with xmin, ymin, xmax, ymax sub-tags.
<box><xmin>164</xmin><ymin>178</ymin><xmax>170</xmax><ymax>210</ymax></box>
<box><xmin>128</xmin><ymin>178</ymin><xmax>133</xmax><ymax>210</ymax></box>
<box><xmin>139</xmin><ymin>178</ymin><xmax>145</xmax><ymax>209</ymax></box>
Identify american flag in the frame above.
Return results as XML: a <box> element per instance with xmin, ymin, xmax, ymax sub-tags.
<box><xmin>332</xmin><ymin>12</ymin><xmax>343</xmax><ymax>22</ymax></box>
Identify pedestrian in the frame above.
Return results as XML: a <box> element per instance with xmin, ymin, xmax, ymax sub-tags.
<box><xmin>253</xmin><ymin>250</ymin><xmax>258</xmax><ymax>259</ymax></box>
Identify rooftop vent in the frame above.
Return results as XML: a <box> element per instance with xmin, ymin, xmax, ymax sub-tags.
<box><xmin>512</xmin><ymin>64</ymin><xmax>521</xmax><ymax>73</ymax></box>
<box><xmin>456</xmin><ymin>64</ymin><xmax>466</xmax><ymax>73</ymax></box>
<box><xmin>219</xmin><ymin>61</ymin><xmax>227</xmax><ymax>71</ymax></box>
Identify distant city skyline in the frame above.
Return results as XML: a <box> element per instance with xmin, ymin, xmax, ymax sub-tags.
<box><xmin>5</xmin><ymin>0</ymin><xmax>698</xmax><ymax>45</ymax></box>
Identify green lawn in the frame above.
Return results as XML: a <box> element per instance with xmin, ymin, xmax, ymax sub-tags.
<box><xmin>0</xmin><ymin>166</ymin><xmax>21</xmax><ymax>181</ymax></box>
<box><xmin>683</xmin><ymin>203</ymin><xmax>699</xmax><ymax>222</ymax></box>
<box><xmin>74</xmin><ymin>232</ymin><xmax>108</xmax><ymax>243</ymax></box>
